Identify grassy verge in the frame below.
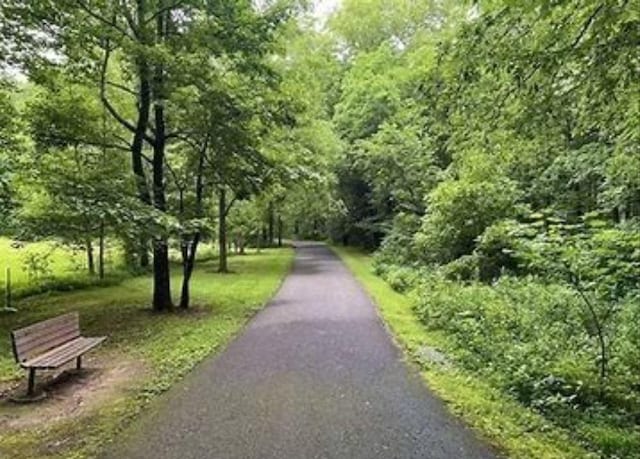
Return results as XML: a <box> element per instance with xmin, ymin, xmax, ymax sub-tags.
<box><xmin>332</xmin><ymin>246</ymin><xmax>595</xmax><ymax>459</ymax></box>
<box><xmin>0</xmin><ymin>248</ymin><xmax>293</xmax><ymax>458</ymax></box>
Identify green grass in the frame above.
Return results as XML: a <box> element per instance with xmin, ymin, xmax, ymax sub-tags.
<box><xmin>0</xmin><ymin>237</ymin><xmax>86</xmax><ymax>285</ymax></box>
<box><xmin>332</xmin><ymin>246</ymin><xmax>596</xmax><ymax>459</ymax></box>
<box><xmin>0</xmin><ymin>248</ymin><xmax>294</xmax><ymax>458</ymax></box>
<box><xmin>0</xmin><ymin>237</ymin><xmax>127</xmax><ymax>301</ymax></box>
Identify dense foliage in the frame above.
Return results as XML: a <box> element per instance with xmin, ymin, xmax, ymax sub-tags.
<box><xmin>0</xmin><ymin>0</ymin><xmax>638</xmax><ymax>456</ymax></box>
<box><xmin>323</xmin><ymin>1</ymin><xmax>639</xmax><ymax>456</ymax></box>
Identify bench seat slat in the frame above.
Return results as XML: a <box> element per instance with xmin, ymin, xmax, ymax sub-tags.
<box><xmin>22</xmin><ymin>336</ymin><xmax>106</xmax><ymax>369</ymax></box>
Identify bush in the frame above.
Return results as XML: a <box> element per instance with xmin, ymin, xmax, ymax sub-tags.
<box><xmin>414</xmin><ymin>176</ymin><xmax>519</xmax><ymax>264</ymax></box>
<box><xmin>439</xmin><ymin>254</ymin><xmax>479</xmax><ymax>282</ymax></box>
<box><xmin>475</xmin><ymin>220</ymin><xmax>523</xmax><ymax>282</ymax></box>
<box><xmin>375</xmin><ymin>212</ymin><xmax>422</xmax><ymax>267</ymax></box>
<box><xmin>412</xmin><ymin>274</ymin><xmax>640</xmax><ymax>418</ymax></box>
<box><xmin>382</xmin><ymin>265</ymin><xmax>420</xmax><ymax>293</ymax></box>
<box><xmin>616</xmin><ymin>293</ymin><xmax>640</xmax><ymax>389</ymax></box>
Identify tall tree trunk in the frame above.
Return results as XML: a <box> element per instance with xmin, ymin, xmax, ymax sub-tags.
<box><xmin>152</xmin><ymin>239</ymin><xmax>172</xmax><ymax>311</ymax></box>
<box><xmin>218</xmin><ymin>188</ymin><xmax>228</xmax><ymax>273</ymax></box>
<box><xmin>256</xmin><ymin>226</ymin><xmax>262</xmax><ymax>254</ymax></box>
<box><xmin>277</xmin><ymin>215</ymin><xmax>283</xmax><ymax>247</ymax></box>
<box><xmin>132</xmin><ymin>56</ymin><xmax>152</xmax><ymax>269</ymax></box>
<box><xmin>98</xmin><ymin>221</ymin><xmax>105</xmax><ymax>279</ymax></box>
<box><xmin>150</xmin><ymin>5</ymin><xmax>172</xmax><ymax>312</ymax></box>
<box><xmin>179</xmin><ymin>144</ymin><xmax>205</xmax><ymax>309</ymax></box>
<box><xmin>268</xmin><ymin>201</ymin><xmax>274</xmax><ymax>245</ymax></box>
<box><xmin>86</xmin><ymin>239</ymin><xmax>95</xmax><ymax>275</ymax></box>
<box><xmin>179</xmin><ymin>233</ymin><xmax>200</xmax><ymax>309</ymax></box>
<box><xmin>239</xmin><ymin>234</ymin><xmax>245</xmax><ymax>255</ymax></box>
<box><xmin>150</xmin><ymin>147</ymin><xmax>172</xmax><ymax>311</ymax></box>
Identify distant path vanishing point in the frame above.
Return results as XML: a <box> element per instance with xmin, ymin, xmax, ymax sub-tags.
<box><xmin>105</xmin><ymin>242</ymin><xmax>497</xmax><ymax>459</ymax></box>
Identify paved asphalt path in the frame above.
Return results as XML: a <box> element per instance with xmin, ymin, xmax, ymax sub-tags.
<box><xmin>105</xmin><ymin>243</ymin><xmax>497</xmax><ymax>459</ymax></box>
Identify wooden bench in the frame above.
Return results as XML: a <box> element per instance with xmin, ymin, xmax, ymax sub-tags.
<box><xmin>10</xmin><ymin>312</ymin><xmax>106</xmax><ymax>396</ymax></box>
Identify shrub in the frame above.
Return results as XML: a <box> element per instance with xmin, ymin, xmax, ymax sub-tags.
<box><xmin>412</xmin><ymin>275</ymin><xmax>639</xmax><ymax>417</ymax></box>
<box><xmin>22</xmin><ymin>250</ymin><xmax>53</xmax><ymax>283</ymax></box>
<box><xmin>475</xmin><ymin>220</ymin><xmax>523</xmax><ymax>282</ymax></box>
<box><xmin>439</xmin><ymin>254</ymin><xmax>479</xmax><ymax>282</ymax></box>
<box><xmin>382</xmin><ymin>265</ymin><xmax>420</xmax><ymax>293</ymax></box>
<box><xmin>375</xmin><ymin>212</ymin><xmax>423</xmax><ymax>267</ymax></box>
<box><xmin>414</xmin><ymin>176</ymin><xmax>519</xmax><ymax>264</ymax></box>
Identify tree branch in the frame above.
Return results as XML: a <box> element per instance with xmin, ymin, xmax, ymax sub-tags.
<box><xmin>100</xmin><ymin>45</ymin><xmax>156</xmax><ymax>145</ymax></box>
<box><xmin>165</xmin><ymin>157</ymin><xmax>186</xmax><ymax>192</ymax></box>
<box><xmin>100</xmin><ymin>45</ymin><xmax>138</xmax><ymax>134</ymax></box>
<box><xmin>571</xmin><ymin>4</ymin><xmax>604</xmax><ymax>49</ymax></box>
<box><xmin>75</xmin><ymin>0</ymin><xmax>134</xmax><ymax>40</ymax></box>
<box><xmin>106</xmin><ymin>80</ymin><xmax>137</xmax><ymax>97</ymax></box>
<box><xmin>145</xmin><ymin>0</ymin><xmax>188</xmax><ymax>25</ymax></box>
<box><xmin>224</xmin><ymin>195</ymin><xmax>237</xmax><ymax>216</ymax></box>
<box><xmin>119</xmin><ymin>2</ymin><xmax>140</xmax><ymax>38</ymax></box>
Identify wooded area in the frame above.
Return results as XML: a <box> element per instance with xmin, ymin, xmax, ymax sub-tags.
<box><xmin>0</xmin><ymin>0</ymin><xmax>638</xmax><ymax>457</ymax></box>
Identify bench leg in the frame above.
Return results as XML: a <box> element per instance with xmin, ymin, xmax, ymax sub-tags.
<box><xmin>27</xmin><ymin>368</ymin><xmax>36</xmax><ymax>396</ymax></box>
<box><xmin>76</xmin><ymin>356</ymin><xmax>82</xmax><ymax>370</ymax></box>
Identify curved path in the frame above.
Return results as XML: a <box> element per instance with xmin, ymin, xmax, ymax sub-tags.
<box><xmin>106</xmin><ymin>243</ymin><xmax>497</xmax><ymax>459</ymax></box>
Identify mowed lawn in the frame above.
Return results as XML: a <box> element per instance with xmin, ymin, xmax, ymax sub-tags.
<box><xmin>0</xmin><ymin>237</ymin><xmax>84</xmax><ymax>284</ymax></box>
<box><xmin>0</xmin><ymin>248</ymin><xmax>293</xmax><ymax>458</ymax></box>
<box><xmin>0</xmin><ymin>237</ymin><xmax>124</xmax><ymax>296</ymax></box>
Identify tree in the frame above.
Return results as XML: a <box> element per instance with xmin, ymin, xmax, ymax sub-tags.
<box><xmin>0</xmin><ymin>80</ymin><xmax>23</xmax><ymax>232</ymax></box>
<box><xmin>16</xmin><ymin>79</ymin><xmax>136</xmax><ymax>276</ymax></box>
<box><xmin>2</xmin><ymin>0</ymin><xmax>296</xmax><ymax>310</ymax></box>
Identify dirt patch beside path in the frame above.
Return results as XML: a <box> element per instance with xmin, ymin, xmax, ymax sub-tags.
<box><xmin>0</xmin><ymin>353</ymin><xmax>146</xmax><ymax>430</ymax></box>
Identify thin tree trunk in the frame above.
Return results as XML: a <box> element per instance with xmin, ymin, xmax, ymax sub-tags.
<box><xmin>268</xmin><ymin>202</ymin><xmax>274</xmax><ymax>245</ymax></box>
<box><xmin>179</xmin><ymin>234</ymin><xmax>200</xmax><ymax>309</ymax></box>
<box><xmin>86</xmin><ymin>239</ymin><xmax>95</xmax><ymax>275</ymax></box>
<box><xmin>99</xmin><ymin>221</ymin><xmax>105</xmax><ymax>279</ymax></box>
<box><xmin>218</xmin><ymin>188</ymin><xmax>228</xmax><ymax>273</ymax></box>
<box><xmin>256</xmin><ymin>226</ymin><xmax>262</xmax><ymax>254</ymax></box>
<box><xmin>277</xmin><ymin>215</ymin><xmax>283</xmax><ymax>247</ymax></box>
<box><xmin>179</xmin><ymin>143</ymin><xmax>206</xmax><ymax>309</ymax></box>
<box><xmin>239</xmin><ymin>234</ymin><xmax>245</xmax><ymax>255</ymax></box>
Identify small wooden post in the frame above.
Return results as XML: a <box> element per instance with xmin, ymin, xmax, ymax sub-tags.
<box><xmin>5</xmin><ymin>267</ymin><xmax>10</xmax><ymax>309</ymax></box>
<box><xmin>2</xmin><ymin>267</ymin><xmax>16</xmax><ymax>313</ymax></box>
<box><xmin>76</xmin><ymin>356</ymin><xmax>82</xmax><ymax>370</ymax></box>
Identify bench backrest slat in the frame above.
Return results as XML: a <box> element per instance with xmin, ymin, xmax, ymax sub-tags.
<box><xmin>11</xmin><ymin>313</ymin><xmax>80</xmax><ymax>363</ymax></box>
